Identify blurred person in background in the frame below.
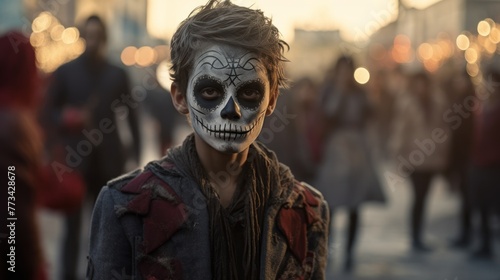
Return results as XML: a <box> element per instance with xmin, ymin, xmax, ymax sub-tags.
<box><xmin>42</xmin><ymin>15</ymin><xmax>141</xmax><ymax>280</ymax></box>
<box><xmin>289</xmin><ymin>77</ymin><xmax>323</xmax><ymax>182</ymax></box>
<box><xmin>390</xmin><ymin>71</ymin><xmax>450</xmax><ymax>252</ymax></box>
<box><xmin>259</xmin><ymin>76</ymin><xmax>320</xmax><ymax>183</ymax></box>
<box><xmin>442</xmin><ymin>69</ymin><xmax>475</xmax><ymax>249</ymax></box>
<box><xmin>0</xmin><ymin>30</ymin><xmax>47</xmax><ymax>280</ymax></box>
<box><xmin>468</xmin><ymin>66</ymin><xmax>500</xmax><ymax>260</ymax></box>
<box><xmin>142</xmin><ymin>67</ymin><xmax>185</xmax><ymax>155</ymax></box>
<box><xmin>367</xmin><ymin>69</ymin><xmax>396</xmax><ymax>161</ymax></box>
<box><xmin>314</xmin><ymin>55</ymin><xmax>385</xmax><ymax>272</ymax></box>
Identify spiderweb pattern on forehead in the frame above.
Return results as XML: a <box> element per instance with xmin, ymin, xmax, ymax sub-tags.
<box><xmin>196</xmin><ymin>50</ymin><xmax>260</xmax><ymax>87</ymax></box>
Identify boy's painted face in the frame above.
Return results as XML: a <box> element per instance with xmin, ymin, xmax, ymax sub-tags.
<box><xmin>186</xmin><ymin>44</ymin><xmax>270</xmax><ymax>153</ymax></box>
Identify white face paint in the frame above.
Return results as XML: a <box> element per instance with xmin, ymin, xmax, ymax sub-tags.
<box><xmin>186</xmin><ymin>44</ymin><xmax>270</xmax><ymax>153</ymax></box>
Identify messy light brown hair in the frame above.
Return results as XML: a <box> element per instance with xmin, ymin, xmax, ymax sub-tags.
<box><xmin>169</xmin><ymin>0</ymin><xmax>289</xmax><ymax>96</ymax></box>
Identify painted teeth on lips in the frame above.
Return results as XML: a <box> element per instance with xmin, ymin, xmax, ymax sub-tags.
<box><xmin>194</xmin><ymin>115</ymin><xmax>255</xmax><ymax>135</ymax></box>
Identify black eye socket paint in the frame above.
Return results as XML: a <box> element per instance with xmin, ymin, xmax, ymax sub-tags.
<box><xmin>236</xmin><ymin>79</ymin><xmax>265</xmax><ymax>110</ymax></box>
<box><xmin>193</xmin><ymin>76</ymin><xmax>226</xmax><ymax>111</ymax></box>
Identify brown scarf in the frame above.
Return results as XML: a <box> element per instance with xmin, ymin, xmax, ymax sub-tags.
<box><xmin>167</xmin><ymin>134</ymin><xmax>286</xmax><ymax>280</ymax></box>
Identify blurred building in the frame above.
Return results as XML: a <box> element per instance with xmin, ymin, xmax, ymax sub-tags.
<box><xmin>0</xmin><ymin>0</ymin><xmax>156</xmax><ymax>72</ymax></box>
<box><xmin>369</xmin><ymin>0</ymin><xmax>500</xmax><ymax>73</ymax></box>
<box><xmin>287</xmin><ymin>28</ymin><xmax>363</xmax><ymax>81</ymax></box>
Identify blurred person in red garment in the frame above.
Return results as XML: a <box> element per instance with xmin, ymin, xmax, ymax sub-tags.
<box><xmin>0</xmin><ymin>30</ymin><xmax>47</xmax><ymax>280</ymax></box>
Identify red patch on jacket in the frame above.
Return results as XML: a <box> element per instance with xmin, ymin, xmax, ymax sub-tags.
<box><xmin>278</xmin><ymin>181</ymin><xmax>321</xmax><ymax>264</ymax></box>
<box><xmin>121</xmin><ymin>170</ymin><xmax>187</xmax><ymax>279</ymax></box>
<box><xmin>279</xmin><ymin>206</ymin><xmax>308</xmax><ymax>262</ymax></box>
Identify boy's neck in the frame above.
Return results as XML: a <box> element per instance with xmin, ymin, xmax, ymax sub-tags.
<box><xmin>194</xmin><ymin>134</ymin><xmax>249</xmax><ymax>206</ymax></box>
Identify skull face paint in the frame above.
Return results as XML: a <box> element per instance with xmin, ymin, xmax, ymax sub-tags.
<box><xmin>187</xmin><ymin>44</ymin><xmax>270</xmax><ymax>153</ymax></box>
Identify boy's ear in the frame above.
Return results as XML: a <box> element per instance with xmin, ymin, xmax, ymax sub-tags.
<box><xmin>170</xmin><ymin>82</ymin><xmax>189</xmax><ymax>115</ymax></box>
<box><xmin>266</xmin><ymin>88</ymin><xmax>279</xmax><ymax>116</ymax></box>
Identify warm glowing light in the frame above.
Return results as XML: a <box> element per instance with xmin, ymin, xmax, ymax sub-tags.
<box><xmin>477</xmin><ymin>20</ymin><xmax>491</xmax><ymax>37</ymax></box>
<box><xmin>154</xmin><ymin>45</ymin><xmax>170</xmax><ymax>62</ymax></box>
<box><xmin>438</xmin><ymin>39</ymin><xmax>453</xmax><ymax>58</ymax></box>
<box><xmin>50</xmin><ymin>25</ymin><xmax>65</xmax><ymax>41</ymax></box>
<box><xmin>464</xmin><ymin>48</ymin><xmax>478</xmax><ymax>64</ymax></box>
<box><xmin>489</xmin><ymin>26</ymin><xmax>500</xmax><ymax>44</ymax></box>
<box><xmin>484</xmin><ymin>18</ymin><xmax>496</xmax><ymax>28</ymax></box>
<box><xmin>392</xmin><ymin>34</ymin><xmax>413</xmax><ymax>63</ymax></box>
<box><xmin>156</xmin><ymin>60</ymin><xmax>172</xmax><ymax>90</ymax></box>
<box><xmin>135</xmin><ymin>46</ymin><xmax>157</xmax><ymax>67</ymax></box>
<box><xmin>466</xmin><ymin>63</ymin><xmax>479</xmax><ymax>77</ymax></box>
<box><xmin>32</xmin><ymin>12</ymin><xmax>52</xmax><ymax>33</ymax></box>
<box><xmin>456</xmin><ymin>34</ymin><xmax>470</xmax><ymax>50</ymax></box>
<box><xmin>394</xmin><ymin>34</ymin><xmax>411</xmax><ymax>51</ymax></box>
<box><xmin>423</xmin><ymin>59</ymin><xmax>438</xmax><ymax>72</ymax></box>
<box><xmin>30</xmin><ymin>32</ymin><xmax>46</xmax><ymax>47</ymax></box>
<box><xmin>61</xmin><ymin>27</ymin><xmax>79</xmax><ymax>44</ymax></box>
<box><xmin>35</xmin><ymin>48</ymin><xmax>49</xmax><ymax>64</ymax></box>
<box><xmin>121</xmin><ymin>46</ymin><xmax>137</xmax><ymax>66</ymax></box>
<box><xmin>74</xmin><ymin>38</ymin><xmax>86</xmax><ymax>55</ymax></box>
<box><xmin>31</xmin><ymin>12</ymin><xmax>87</xmax><ymax>73</ymax></box>
<box><xmin>484</xmin><ymin>39</ymin><xmax>497</xmax><ymax>54</ymax></box>
<box><xmin>354</xmin><ymin>67</ymin><xmax>370</xmax><ymax>84</ymax></box>
<box><xmin>418</xmin><ymin>43</ymin><xmax>433</xmax><ymax>60</ymax></box>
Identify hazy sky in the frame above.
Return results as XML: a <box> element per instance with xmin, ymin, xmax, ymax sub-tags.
<box><xmin>147</xmin><ymin>0</ymin><xmax>442</xmax><ymax>42</ymax></box>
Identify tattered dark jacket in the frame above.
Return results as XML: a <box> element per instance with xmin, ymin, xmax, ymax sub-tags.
<box><xmin>87</xmin><ymin>158</ymin><xmax>329</xmax><ymax>280</ymax></box>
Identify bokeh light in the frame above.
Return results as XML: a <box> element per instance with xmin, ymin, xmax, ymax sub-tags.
<box><xmin>135</xmin><ymin>46</ymin><xmax>157</xmax><ymax>67</ymax></box>
<box><xmin>418</xmin><ymin>43</ymin><xmax>433</xmax><ymax>60</ymax></box>
<box><xmin>156</xmin><ymin>60</ymin><xmax>172</xmax><ymax>90</ymax></box>
<box><xmin>477</xmin><ymin>20</ymin><xmax>491</xmax><ymax>36</ymax></box>
<box><xmin>121</xmin><ymin>46</ymin><xmax>137</xmax><ymax>66</ymax></box>
<box><xmin>464</xmin><ymin>47</ymin><xmax>478</xmax><ymax>64</ymax></box>
<box><xmin>154</xmin><ymin>45</ymin><xmax>170</xmax><ymax>62</ymax></box>
<box><xmin>489</xmin><ymin>26</ymin><xmax>500</xmax><ymax>44</ymax></box>
<box><xmin>456</xmin><ymin>34</ymin><xmax>470</xmax><ymax>50</ymax></box>
<box><xmin>61</xmin><ymin>27</ymin><xmax>79</xmax><ymax>44</ymax></box>
<box><xmin>30</xmin><ymin>32</ymin><xmax>46</xmax><ymax>48</ymax></box>
<box><xmin>354</xmin><ymin>67</ymin><xmax>370</xmax><ymax>84</ymax></box>
<box><xmin>466</xmin><ymin>63</ymin><xmax>479</xmax><ymax>77</ymax></box>
<box><xmin>30</xmin><ymin>11</ymin><xmax>85</xmax><ymax>73</ymax></box>
<box><xmin>50</xmin><ymin>25</ymin><xmax>65</xmax><ymax>41</ymax></box>
<box><xmin>392</xmin><ymin>34</ymin><xmax>413</xmax><ymax>63</ymax></box>
<box><xmin>32</xmin><ymin>12</ymin><xmax>52</xmax><ymax>33</ymax></box>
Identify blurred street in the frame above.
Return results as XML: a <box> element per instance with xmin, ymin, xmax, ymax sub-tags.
<box><xmin>326</xmin><ymin>166</ymin><xmax>500</xmax><ymax>280</ymax></box>
<box><xmin>37</xmin><ymin>156</ymin><xmax>500</xmax><ymax>280</ymax></box>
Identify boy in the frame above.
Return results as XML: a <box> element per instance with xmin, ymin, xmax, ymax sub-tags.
<box><xmin>87</xmin><ymin>1</ymin><xmax>329</xmax><ymax>279</ymax></box>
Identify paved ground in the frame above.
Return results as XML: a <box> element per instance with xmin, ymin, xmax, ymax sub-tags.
<box><xmin>326</xmin><ymin>167</ymin><xmax>500</xmax><ymax>280</ymax></box>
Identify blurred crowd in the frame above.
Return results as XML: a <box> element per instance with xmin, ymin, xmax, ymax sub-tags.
<box><xmin>1</xmin><ymin>13</ymin><xmax>500</xmax><ymax>280</ymax></box>
<box><xmin>265</xmin><ymin>53</ymin><xmax>500</xmax><ymax>273</ymax></box>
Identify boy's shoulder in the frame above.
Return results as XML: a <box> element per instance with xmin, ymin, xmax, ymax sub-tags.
<box><xmin>107</xmin><ymin>168</ymin><xmax>144</xmax><ymax>190</ymax></box>
<box><xmin>284</xmin><ymin>179</ymin><xmax>326</xmax><ymax>210</ymax></box>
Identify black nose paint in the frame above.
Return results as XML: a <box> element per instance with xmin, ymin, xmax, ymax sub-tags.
<box><xmin>220</xmin><ymin>96</ymin><xmax>241</xmax><ymax>120</ymax></box>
